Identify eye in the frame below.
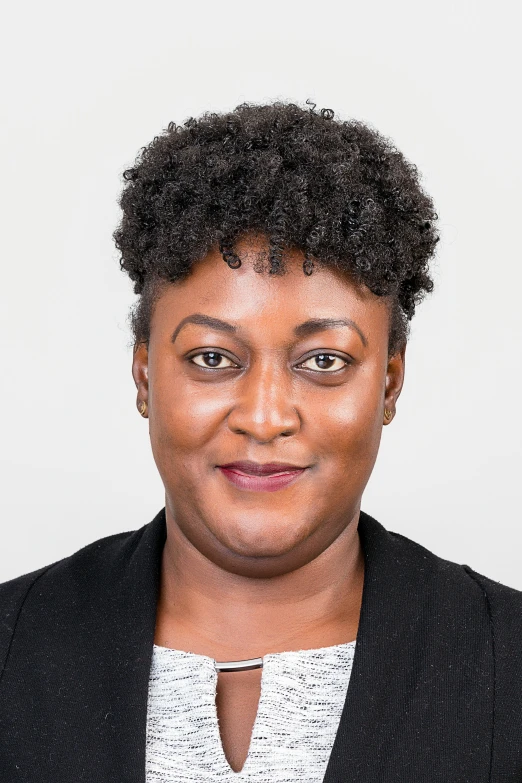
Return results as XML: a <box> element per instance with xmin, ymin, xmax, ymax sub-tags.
<box><xmin>189</xmin><ymin>351</ymin><xmax>238</xmax><ymax>369</ymax></box>
<box><xmin>298</xmin><ymin>353</ymin><xmax>349</xmax><ymax>372</ymax></box>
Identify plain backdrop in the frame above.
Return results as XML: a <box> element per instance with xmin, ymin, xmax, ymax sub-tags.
<box><xmin>1</xmin><ymin>0</ymin><xmax>521</xmax><ymax>587</ymax></box>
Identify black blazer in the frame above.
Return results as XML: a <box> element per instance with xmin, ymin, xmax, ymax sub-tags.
<box><xmin>1</xmin><ymin>508</ymin><xmax>521</xmax><ymax>782</ymax></box>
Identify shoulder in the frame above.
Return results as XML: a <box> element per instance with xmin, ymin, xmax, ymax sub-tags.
<box><xmin>0</xmin><ymin>525</ymin><xmax>147</xmax><ymax>681</ymax></box>
<box><xmin>385</xmin><ymin>522</ymin><xmax>522</xmax><ymax>637</ymax></box>
<box><xmin>460</xmin><ymin>564</ymin><xmax>522</xmax><ymax>657</ymax></box>
<box><xmin>387</xmin><ymin>520</ymin><xmax>522</xmax><ymax>597</ymax></box>
<box><xmin>361</xmin><ymin>510</ymin><xmax>522</xmax><ymax>627</ymax></box>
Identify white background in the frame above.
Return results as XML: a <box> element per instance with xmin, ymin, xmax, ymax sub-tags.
<box><xmin>1</xmin><ymin>0</ymin><xmax>521</xmax><ymax>587</ymax></box>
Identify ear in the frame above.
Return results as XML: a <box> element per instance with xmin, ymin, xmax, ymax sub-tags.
<box><xmin>383</xmin><ymin>343</ymin><xmax>406</xmax><ymax>425</ymax></box>
<box><xmin>132</xmin><ymin>342</ymin><xmax>149</xmax><ymax>415</ymax></box>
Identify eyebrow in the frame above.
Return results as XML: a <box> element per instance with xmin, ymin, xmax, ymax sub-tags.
<box><xmin>171</xmin><ymin>313</ymin><xmax>367</xmax><ymax>347</ymax></box>
<box><xmin>293</xmin><ymin>318</ymin><xmax>367</xmax><ymax>347</ymax></box>
<box><xmin>171</xmin><ymin>314</ymin><xmax>237</xmax><ymax>343</ymax></box>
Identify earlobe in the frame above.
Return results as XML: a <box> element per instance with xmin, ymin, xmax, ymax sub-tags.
<box><xmin>132</xmin><ymin>342</ymin><xmax>149</xmax><ymax>417</ymax></box>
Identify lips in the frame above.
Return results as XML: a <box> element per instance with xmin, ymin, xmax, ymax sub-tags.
<box><xmin>219</xmin><ymin>461</ymin><xmax>307</xmax><ymax>475</ymax></box>
<box><xmin>217</xmin><ymin>461</ymin><xmax>308</xmax><ymax>492</ymax></box>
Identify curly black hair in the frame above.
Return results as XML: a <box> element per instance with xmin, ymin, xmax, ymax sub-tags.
<box><xmin>114</xmin><ymin>100</ymin><xmax>439</xmax><ymax>354</ymax></box>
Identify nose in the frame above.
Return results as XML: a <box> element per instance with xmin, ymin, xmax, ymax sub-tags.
<box><xmin>227</xmin><ymin>360</ymin><xmax>301</xmax><ymax>443</ymax></box>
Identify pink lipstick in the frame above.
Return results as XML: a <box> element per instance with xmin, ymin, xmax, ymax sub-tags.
<box><xmin>217</xmin><ymin>461</ymin><xmax>308</xmax><ymax>492</ymax></box>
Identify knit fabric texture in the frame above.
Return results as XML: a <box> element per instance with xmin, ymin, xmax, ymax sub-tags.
<box><xmin>145</xmin><ymin>641</ymin><xmax>357</xmax><ymax>782</ymax></box>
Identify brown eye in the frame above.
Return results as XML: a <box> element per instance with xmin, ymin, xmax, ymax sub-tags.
<box><xmin>300</xmin><ymin>354</ymin><xmax>348</xmax><ymax>372</ymax></box>
<box><xmin>190</xmin><ymin>352</ymin><xmax>237</xmax><ymax>369</ymax></box>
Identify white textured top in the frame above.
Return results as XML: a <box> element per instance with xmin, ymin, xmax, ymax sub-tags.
<box><xmin>145</xmin><ymin>640</ymin><xmax>356</xmax><ymax>782</ymax></box>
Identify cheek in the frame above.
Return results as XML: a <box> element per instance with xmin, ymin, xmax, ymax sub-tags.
<box><xmin>149</xmin><ymin>365</ymin><xmax>227</xmax><ymax>455</ymax></box>
<box><xmin>309</xmin><ymin>372</ymin><xmax>384</xmax><ymax>469</ymax></box>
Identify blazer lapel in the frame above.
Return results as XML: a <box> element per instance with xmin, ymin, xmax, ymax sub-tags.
<box><xmin>96</xmin><ymin>508</ymin><xmax>167</xmax><ymax>782</ymax></box>
<box><xmin>323</xmin><ymin>511</ymin><xmax>494</xmax><ymax>782</ymax></box>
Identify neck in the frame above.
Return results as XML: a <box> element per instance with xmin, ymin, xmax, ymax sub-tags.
<box><xmin>155</xmin><ymin>507</ymin><xmax>364</xmax><ymax>662</ymax></box>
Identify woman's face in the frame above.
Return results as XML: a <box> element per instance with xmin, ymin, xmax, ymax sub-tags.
<box><xmin>133</xmin><ymin>233</ymin><xmax>405</xmax><ymax>577</ymax></box>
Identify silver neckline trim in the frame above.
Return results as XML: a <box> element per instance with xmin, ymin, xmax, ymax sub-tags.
<box><xmin>214</xmin><ymin>657</ymin><xmax>264</xmax><ymax>672</ymax></box>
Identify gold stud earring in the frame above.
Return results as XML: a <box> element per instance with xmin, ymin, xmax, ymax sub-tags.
<box><xmin>384</xmin><ymin>408</ymin><xmax>393</xmax><ymax>422</ymax></box>
<box><xmin>138</xmin><ymin>400</ymin><xmax>148</xmax><ymax>417</ymax></box>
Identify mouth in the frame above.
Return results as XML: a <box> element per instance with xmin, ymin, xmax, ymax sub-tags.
<box><xmin>216</xmin><ymin>461</ymin><xmax>309</xmax><ymax>493</ymax></box>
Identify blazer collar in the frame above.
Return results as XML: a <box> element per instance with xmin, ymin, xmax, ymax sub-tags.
<box><xmin>79</xmin><ymin>507</ymin><xmax>493</xmax><ymax>782</ymax></box>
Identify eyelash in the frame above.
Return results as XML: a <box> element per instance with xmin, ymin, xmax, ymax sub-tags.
<box><xmin>187</xmin><ymin>351</ymin><xmax>352</xmax><ymax>373</ymax></box>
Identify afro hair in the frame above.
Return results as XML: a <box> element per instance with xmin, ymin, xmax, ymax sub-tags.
<box><xmin>114</xmin><ymin>99</ymin><xmax>439</xmax><ymax>353</ymax></box>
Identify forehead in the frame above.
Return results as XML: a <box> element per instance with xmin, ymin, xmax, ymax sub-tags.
<box><xmin>151</xmin><ymin>235</ymin><xmax>390</xmax><ymax>341</ymax></box>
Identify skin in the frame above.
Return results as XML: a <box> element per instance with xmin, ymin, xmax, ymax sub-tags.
<box><xmin>132</xmin><ymin>232</ymin><xmax>405</xmax><ymax>771</ymax></box>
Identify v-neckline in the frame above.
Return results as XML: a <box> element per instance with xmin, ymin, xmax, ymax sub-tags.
<box><xmin>149</xmin><ymin>641</ymin><xmax>357</xmax><ymax>779</ymax></box>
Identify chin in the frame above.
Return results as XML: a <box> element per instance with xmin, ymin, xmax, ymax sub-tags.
<box><xmin>210</xmin><ymin>512</ymin><xmax>312</xmax><ymax>562</ymax></box>
<box><xmin>220</xmin><ymin>527</ymin><xmax>303</xmax><ymax>560</ymax></box>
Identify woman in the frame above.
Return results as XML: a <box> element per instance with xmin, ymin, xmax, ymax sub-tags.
<box><xmin>1</xmin><ymin>101</ymin><xmax>521</xmax><ymax>782</ymax></box>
